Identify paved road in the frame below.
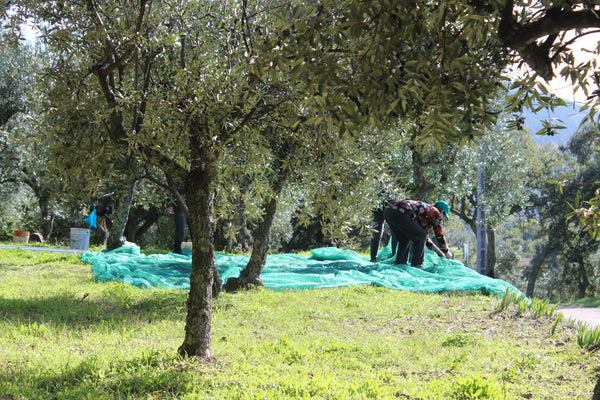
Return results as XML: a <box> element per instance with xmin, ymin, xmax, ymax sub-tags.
<box><xmin>0</xmin><ymin>244</ymin><xmax>87</xmax><ymax>254</ymax></box>
<box><xmin>556</xmin><ymin>306</ymin><xmax>600</xmax><ymax>328</ymax></box>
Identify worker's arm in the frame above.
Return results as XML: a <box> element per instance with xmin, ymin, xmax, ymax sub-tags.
<box><xmin>427</xmin><ymin>236</ymin><xmax>453</xmax><ymax>259</ymax></box>
<box><xmin>431</xmin><ymin>219</ymin><xmax>453</xmax><ymax>259</ymax></box>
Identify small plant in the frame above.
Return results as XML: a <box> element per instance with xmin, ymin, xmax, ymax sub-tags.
<box><xmin>498</xmin><ymin>289</ymin><xmax>528</xmax><ymax>312</ymax></box>
<box><xmin>577</xmin><ymin>323</ymin><xmax>600</xmax><ymax>351</ymax></box>
<box><xmin>551</xmin><ymin>313</ymin><xmax>563</xmax><ymax>335</ymax></box>
<box><xmin>514</xmin><ymin>352</ymin><xmax>540</xmax><ymax>370</ymax></box>
<box><xmin>502</xmin><ymin>366</ymin><xmax>521</xmax><ymax>384</ymax></box>
<box><xmin>529</xmin><ymin>298</ymin><xmax>556</xmax><ymax>318</ymax></box>
<box><xmin>442</xmin><ymin>333</ymin><xmax>477</xmax><ymax>348</ymax></box>
<box><xmin>450</xmin><ymin>374</ymin><xmax>501</xmax><ymax>399</ymax></box>
<box><xmin>449</xmin><ymin>353</ymin><xmax>468</xmax><ymax>372</ymax></box>
<box><xmin>497</xmin><ymin>289</ymin><xmax>556</xmax><ymax>318</ymax></box>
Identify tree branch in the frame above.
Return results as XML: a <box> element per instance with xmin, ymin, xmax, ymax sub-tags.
<box><xmin>499</xmin><ymin>3</ymin><xmax>600</xmax><ymax>80</ymax></box>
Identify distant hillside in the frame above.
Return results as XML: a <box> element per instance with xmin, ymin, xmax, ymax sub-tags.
<box><xmin>522</xmin><ymin>100</ymin><xmax>588</xmax><ymax>146</ymax></box>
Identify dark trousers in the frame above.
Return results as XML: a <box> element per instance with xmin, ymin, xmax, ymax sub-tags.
<box><xmin>173</xmin><ymin>208</ymin><xmax>187</xmax><ymax>254</ymax></box>
<box><xmin>370</xmin><ymin>209</ymin><xmax>398</xmax><ymax>262</ymax></box>
<box><xmin>383</xmin><ymin>207</ymin><xmax>427</xmax><ymax>267</ymax></box>
<box><xmin>370</xmin><ymin>210</ymin><xmax>385</xmax><ymax>261</ymax></box>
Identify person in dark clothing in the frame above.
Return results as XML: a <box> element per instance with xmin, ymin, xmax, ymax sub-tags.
<box><xmin>369</xmin><ymin>207</ymin><xmax>385</xmax><ymax>262</ymax></box>
<box><xmin>369</xmin><ymin>207</ymin><xmax>398</xmax><ymax>263</ymax></box>
<box><xmin>369</xmin><ymin>189</ymin><xmax>397</xmax><ymax>263</ymax></box>
<box><xmin>383</xmin><ymin>199</ymin><xmax>453</xmax><ymax>268</ymax></box>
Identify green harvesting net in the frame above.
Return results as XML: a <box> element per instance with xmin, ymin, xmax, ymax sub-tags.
<box><xmin>82</xmin><ymin>242</ymin><xmax>522</xmax><ymax>297</ymax></box>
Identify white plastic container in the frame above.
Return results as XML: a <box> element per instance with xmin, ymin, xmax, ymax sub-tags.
<box><xmin>70</xmin><ymin>228</ymin><xmax>90</xmax><ymax>251</ymax></box>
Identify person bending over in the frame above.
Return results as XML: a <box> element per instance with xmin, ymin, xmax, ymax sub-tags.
<box><xmin>383</xmin><ymin>199</ymin><xmax>453</xmax><ymax>268</ymax></box>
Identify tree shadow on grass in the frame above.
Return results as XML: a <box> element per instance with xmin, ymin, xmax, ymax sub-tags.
<box><xmin>0</xmin><ymin>288</ymin><xmax>187</xmax><ymax>329</ymax></box>
<box><xmin>3</xmin><ymin>350</ymin><xmax>201</xmax><ymax>399</ymax></box>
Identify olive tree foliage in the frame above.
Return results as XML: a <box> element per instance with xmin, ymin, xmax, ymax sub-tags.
<box><xmin>292</xmin><ymin>127</ymin><xmax>398</xmax><ymax>242</ymax></box>
<box><xmin>490</xmin><ymin>0</ymin><xmax>600</xmax><ymax>240</ymax></box>
<box><xmin>0</xmin><ymin>42</ymin><xmax>73</xmax><ymax>240</ymax></box>
<box><xmin>271</xmin><ymin>0</ymin><xmax>510</xmax><ymax>147</ymax></box>
<box><xmin>29</xmin><ymin>43</ymin><xmax>148</xmax><ymax>248</ymax></box>
<box><xmin>523</xmin><ymin>127</ymin><xmax>600</xmax><ymax>299</ymax></box>
<box><xmin>0</xmin><ymin>42</ymin><xmax>30</xmax><ymax>126</ymax></box>
<box><xmin>2</xmin><ymin>0</ymin><xmax>373</xmax><ymax>358</ymax></box>
<box><xmin>0</xmin><ymin>43</ymin><xmax>35</xmax><ymax>235</ymax></box>
<box><xmin>275</xmin><ymin>0</ymin><xmax>600</xmax><ymax>130</ymax></box>
<box><xmin>447</xmin><ymin>117</ymin><xmax>536</xmax><ymax>278</ymax></box>
<box><xmin>521</xmin><ymin>141</ymin><xmax>577</xmax><ymax>297</ymax></box>
<box><xmin>222</xmin><ymin>116</ymin><xmax>394</xmax><ymax>291</ymax></box>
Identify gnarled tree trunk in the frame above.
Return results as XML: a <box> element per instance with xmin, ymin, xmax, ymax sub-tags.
<box><xmin>177</xmin><ymin>130</ymin><xmax>220</xmax><ymax>359</ymax></box>
<box><xmin>224</xmin><ymin>156</ymin><xmax>290</xmax><ymax>292</ymax></box>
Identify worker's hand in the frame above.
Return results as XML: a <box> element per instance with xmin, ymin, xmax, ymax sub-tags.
<box><xmin>445</xmin><ymin>251</ymin><xmax>454</xmax><ymax>259</ymax></box>
<box><xmin>166</xmin><ymin>206</ymin><xmax>173</xmax><ymax>215</ymax></box>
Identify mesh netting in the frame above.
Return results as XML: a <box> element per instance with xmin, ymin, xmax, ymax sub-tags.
<box><xmin>82</xmin><ymin>241</ymin><xmax>521</xmax><ymax>297</ymax></box>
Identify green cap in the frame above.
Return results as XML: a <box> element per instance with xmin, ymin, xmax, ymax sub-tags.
<box><xmin>434</xmin><ymin>201</ymin><xmax>450</xmax><ymax>221</ymax></box>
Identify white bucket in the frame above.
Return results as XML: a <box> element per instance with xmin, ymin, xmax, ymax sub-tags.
<box><xmin>70</xmin><ymin>228</ymin><xmax>90</xmax><ymax>251</ymax></box>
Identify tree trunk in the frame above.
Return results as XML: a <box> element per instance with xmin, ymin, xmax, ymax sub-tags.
<box><xmin>107</xmin><ymin>176</ymin><xmax>137</xmax><ymax>250</ymax></box>
<box><xmin>576</xmin><ymin>254</ymin><xmax>589</xmax><ymax>300</ymax></box>
<box><xmin>124</xmin><ymin>205</ymin><xmax>161</xmax><ymax>243</ymax></box>
<box><xmin>40</xmin><ymin>212</ymin><xmax>55</xmax><ymax>241</ymax></box>
<box><xmin>22</xmin><ymin>176</ymin><xmax>55</xmax><ymax>240</ymax></box>
<box><xmin>38</xmin><ymin>193</ymin><xmax>55</xmax><ymax>240</ymax></box>
<box><xmin>235</xmin><ymin>195</ymin><xmax>253</xmax><ymax>252</ymax></box>
<box><xmin>179</xmin><ymin>190</ymin><xmax>215</xmax><ymax>358</ymax></box>
<box><xmin>224</xmin><ymin>195</ymin><xmax>276</xmax><ymax>292</ymax></box>
<box><xmin>69</xmin><ymin>208</ymin><xmax>78</xmax><ymax>228</ymax></box>
<box><xmin>224</xmin><ymin>157</ymin><xmax>289</xmax><ymax>292</ymax></box>
<box><xmin>177</xmin><ymin>136</ymin><xmax>218</xmax><ymax>359</ymax></box>
<box><xmin>215</xmin><ymin>219</ymin><xmax>235</xmax><ymax>252</ymax></box>
<box><xmin>411</xmin><ymin>147</ymin><xmax>435</xmax><ymax>200</ymax></box>
<box><xmin>95</xmin><ymin>216</ymin><xmax>110</xmax><ymax>246</ymax></box>
<box><xmin>525</xmin><ymin>243</ymin><xmax>552</xmax><ymax>298</ymax></box>
<box><xmin>486</xmin><ymin>226</ymin><xmax>496</xmax><ymax>278</ymax></box>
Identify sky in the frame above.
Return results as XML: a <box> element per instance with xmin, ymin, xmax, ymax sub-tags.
<box><xmin>542</xmin><ymin>32</ymin><xmax>600</xmax><ymax>104</ymax></box>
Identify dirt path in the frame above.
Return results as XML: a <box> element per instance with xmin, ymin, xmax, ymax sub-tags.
<box><xmin>556</xmin><ymin>305</ymin><xmax>600</xmax><ymax>328</ymax></box>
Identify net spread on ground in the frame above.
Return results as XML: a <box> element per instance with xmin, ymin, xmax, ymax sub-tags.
<box><xmin>82</xmin><ymin>243</ymin><xmax>521</xmax><ymax>297</ymax></box>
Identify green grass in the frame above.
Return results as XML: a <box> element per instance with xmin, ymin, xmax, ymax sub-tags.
<box><xmin>559</xmin><ymin>297</ymin><xmax>600</xmax><ymax>308</ymax></box>
<box><xmin>0</xmin><ymin>247</ymin><xmax>598</xmax><ymax>399</ymax></box>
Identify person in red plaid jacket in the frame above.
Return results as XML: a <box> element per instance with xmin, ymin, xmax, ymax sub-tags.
<box><xmin>383</xmin><ymin>199</ymin><xmax>453</xmax><ymax>268</ymax></box>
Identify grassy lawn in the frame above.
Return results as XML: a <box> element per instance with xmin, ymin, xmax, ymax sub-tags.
<box><xmin>559</xmin><ymin>298</ymin><xmax>600</xmax><ymax>308</ymax></box>
<box><xmin>0</xmin><ymin>247</ymin><xmax>598</xmax><ymax>399</ymax></box>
